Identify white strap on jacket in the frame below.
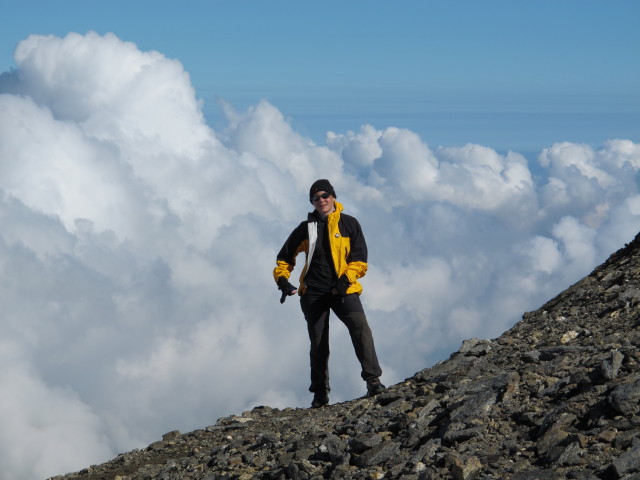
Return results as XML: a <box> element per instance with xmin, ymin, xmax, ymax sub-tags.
<box><xmin>303</xmin><ymin>221</ymin><xmax>318</xmax><ymax>280</ymax></box>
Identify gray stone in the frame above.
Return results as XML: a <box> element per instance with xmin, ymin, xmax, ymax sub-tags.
<box><xmin>510</xmin><ymin>470</ymin><xmax>562</xmax><ymax>480</ymax></box>
<box><xmin>447</xmin><ymin>452</ymin><xmax>482</xmax><ymax>480</ymax></box>
<box><xmin>458</xmin><ymin>338</ymin><xmax>492</xmax><ymax>356</ymax></box>
<box><xmin>353</xmin><ymin>440</ymin><xmax>401</xmax><ymax>467</ymax></box>
<box><xmin>554</xmin><ymin>442</ymin><xmax>585</xmax><ymax>467</ymax></box>
<box><xmin>609</xmin><ymin>376</ymin><xmax>640</xmax><ymax>415</ymax></box>
<box><xmin>607</xmin><ymin>444</ymin><xmax>640</xmax><ymax>478</ymax></box>
<box><xmin>349</xmin><ymin>432</ymin><xmax>383</xmax><ymax>454</ymax></box>
<box><xmin>601</xmin><ymin>350</ymin><xmax>625</xmax><ymax>380</ymax></box>
<box><xmin>318</xmin><ymin>434</ymin><xmax>347</xmax><ymax>463</ymax></box>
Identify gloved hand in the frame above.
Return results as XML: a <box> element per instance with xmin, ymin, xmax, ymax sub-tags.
<box><xmin>335</xmin><ymin>274</ymin><xmax>351</xmax><ymax>295</ymax></box>
<box><xmin>277</xmin><ymin>277</ymin><xmax>297</xmax><ymax>304</ymax></box>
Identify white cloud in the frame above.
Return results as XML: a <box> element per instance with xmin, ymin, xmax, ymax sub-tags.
<box><xmin>0</xmin><ymin>343</ymin><xmax>113</xmax><ymax>480</ymax></box>
<box><xmin>552</xmin><ymin>216</ymin><xmax>597</xmax><ymax>270</ymax></box>
<box><xmin>539</xmin><ymin>141</ymin><xmax>614</xmax><ymax>187</ymax></box>
<box><xmin>522</xmin><ymin>235</ymin><xmax>563</xmax><ymax>274</ymax></box>
<box><xmin>327</xmin><ymin>124</ymin><xmax>382</xmax><ymax>172</ymax></box>
<box><xmin>1</xmin><ymin>31</ymin><xmax>640</xmax><ymax>479</ymax></box>
<box><xmin>537</xmin><ymin>139</ymin><xmax>640</xmax><ymax>230</ymax></box>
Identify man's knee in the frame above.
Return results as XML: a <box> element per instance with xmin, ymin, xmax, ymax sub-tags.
<box><xmin>344</xmin><ymin>314</ymin><xmax>374</xmax><ymax>340</ymax></box>
<box><xmin>348</xmin><ymin>311</ymin><xmax>368</xmax><ymax>326</ymax></box>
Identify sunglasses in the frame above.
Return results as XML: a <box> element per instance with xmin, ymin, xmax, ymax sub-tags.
<box><xmin>312</xmin><ymin>192</ymin><xmax>332</xmax><ymax>203</ymax></box>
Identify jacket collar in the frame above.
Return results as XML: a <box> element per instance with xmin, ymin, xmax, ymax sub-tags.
<box><xmin>308</xmin><ymin>201</ymin><xmax>343</xmax><ymax>222</ymax></box>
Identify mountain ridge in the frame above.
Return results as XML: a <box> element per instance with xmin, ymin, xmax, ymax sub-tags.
<box><xmin>50</xmin><ymin>233</ymin><xmax>640</xmax><ymax>480</ymax></box>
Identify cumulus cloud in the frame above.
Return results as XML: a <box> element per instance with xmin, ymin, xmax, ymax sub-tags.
<box><xmin>1</xmin><ymin>32</ymin><xmax>639</xmax><ymax>479</ymax></box>
<box><xmin>0</xmin><ymin>344</ymin><xmax>112</xmax><ymax>480</ymax></box>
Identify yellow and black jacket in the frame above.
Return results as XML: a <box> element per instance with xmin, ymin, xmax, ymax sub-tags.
<box><xmin>273</xmin><ymin>201</ymin><xmax>368</xmax><ymax>295</ymax></box>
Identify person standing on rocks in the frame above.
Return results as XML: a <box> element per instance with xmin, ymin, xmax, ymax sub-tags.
<box><xmin>273</xmin><ymin>179</ymin><xmax>385</xmax><ymax>408</ymax></box>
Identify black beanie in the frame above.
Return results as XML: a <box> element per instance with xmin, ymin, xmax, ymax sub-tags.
<box><xmin>309</xmin><ymin>179</ymin><xmax>336</xmax><ymax>202</ymax></box>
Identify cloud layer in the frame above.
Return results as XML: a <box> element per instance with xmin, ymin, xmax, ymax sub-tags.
<box><xmin>1</xmin><ymin>32</ymin><xmax>639</xmax><ymax>479</ymax></box>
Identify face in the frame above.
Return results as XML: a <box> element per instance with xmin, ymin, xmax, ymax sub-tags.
<box><xmin>312</xmin><ymin>191</ymin><xmax>335</xmax><ymax>217</ymax></box>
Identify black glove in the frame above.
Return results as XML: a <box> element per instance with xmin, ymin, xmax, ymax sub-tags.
<box><xmin>335</xmin><ymin>274</ymin><xmax>351</xmax><ymax>295</ymax></box>
<box><xmin>277</xmin><ymin>277</ymin><xmax>297</xmax><ymax>304</ymax></box>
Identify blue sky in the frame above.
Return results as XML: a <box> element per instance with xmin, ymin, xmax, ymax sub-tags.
<box><xmin>2</xmin><ymin>3</ymin><xmax>640</xmax><ymax>478</ymax></box>
<box><xmin>2</xmin><ymin>0</ymin><xmax>638</xmax><ymax>153</ymax></box>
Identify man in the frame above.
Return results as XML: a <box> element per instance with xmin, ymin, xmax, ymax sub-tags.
<box><xmin>273</xmin><ymin>179</ymin><xmax>385</xmax><ymax>408</ymax></box>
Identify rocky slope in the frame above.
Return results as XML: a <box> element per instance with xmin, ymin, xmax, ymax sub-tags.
<box><xmin>51</xmin><ymin>233</ymin><xmax>640</xmax><ymax>480</ymax></box>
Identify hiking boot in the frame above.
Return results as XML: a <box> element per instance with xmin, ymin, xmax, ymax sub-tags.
<box><xmin>311</xmin><ymin>392</ymin><xmax>329</xmax><ymax>408</ymax></box>
<box><xmin>366</xmin><ymin>377</ymin><xmax>386</xmax><ymax>397</ymax></box>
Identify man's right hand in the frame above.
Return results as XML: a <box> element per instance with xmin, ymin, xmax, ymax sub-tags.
<box><xmin>277</xmin><ymin>277</ymin><xmax>297</xmax><ymax>303</ymax></box>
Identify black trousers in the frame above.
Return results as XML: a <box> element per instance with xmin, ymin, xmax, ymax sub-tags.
<box><xmin>300</xmin><ymin>292</ymin><xmax>382</xmax><ymax>394</ymax></box>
